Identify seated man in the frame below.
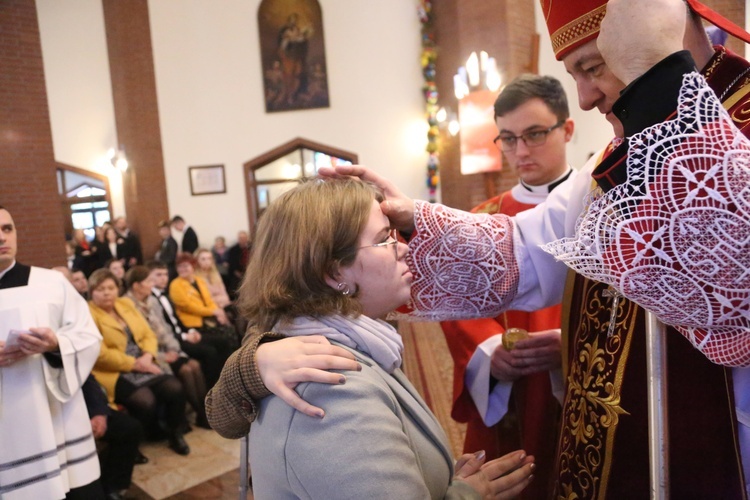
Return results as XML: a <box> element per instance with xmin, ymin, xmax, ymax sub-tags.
<box><xmin>147</xmin><ymin>260</ymin><xmax>231</xmax><ymax>388</ymax></box>
<box><xmin>70</xmin><ymin>268</ymin><xmax>90</xmax><ymax>299</ymax></box>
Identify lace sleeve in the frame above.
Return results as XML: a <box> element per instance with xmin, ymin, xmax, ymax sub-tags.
<box><xmin>402</xmin><ymin>201</ymin><xmax>519</xmax><ymax>321</ymax></box>
<box><xmin>543</xmin><ymin>73</ymin><xmax>750</xmax><ymax>367</ymax></box>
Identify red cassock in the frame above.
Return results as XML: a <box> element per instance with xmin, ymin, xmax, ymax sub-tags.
<box><xmin>441</xmin><ymin>189</ymin><xmax>562</xmax><ymax>499</ymax></box>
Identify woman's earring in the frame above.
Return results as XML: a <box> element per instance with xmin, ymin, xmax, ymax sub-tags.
<box><xmin>337</xmin><ymin>282</ymin><xmax>351</xmax><ymax>296</ymax></box>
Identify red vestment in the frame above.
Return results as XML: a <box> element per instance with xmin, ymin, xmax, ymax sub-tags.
<box><xmin>441</xmin><ymin>188</ymin><xmax>562</xmax><ymax>499</ymax></box>
<box><xmin>406</xmin><ymin>47</ymin><xmax>750</xmax><ymax>499</ymax></box>
<box><xmin>554</xmin><ymin>47</ymin><xmax>750</xmax><ymax>499</ymax></box>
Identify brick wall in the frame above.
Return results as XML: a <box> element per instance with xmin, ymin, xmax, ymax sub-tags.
<box><xmin>102</xmin><ymin>0</ymin><xmax>170</xmax><ymax>261</ymax></box>
<box><xmin>436</xmin><ymin>0</ymin><xmax>537</xmax><ymax>211</ymax></box>
<box><xmin>0</xmin><ymin>0</ymin><xmax>66</xmax><ymax>268</ymax></box>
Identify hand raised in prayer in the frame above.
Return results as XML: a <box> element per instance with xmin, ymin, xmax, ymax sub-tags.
<box><xmin>598</xmin><ymin>0</ymin><xmax>687</xmax><ymax>85</ymax></box>
<box><xmin>18</xmin><ymin>327</ymin><xmax>59</xmax><ymax>355</ymax></box>
<box><xmin>318</xmin><ymin>165</ymin><xmax>416</xmax><ymax>233</ymax></box>
<box><xmin>257</xmin><ymin>335</ymin><xmax>360</xmax><ymax>418</ymax></box>
<box><xmin>490</xmin><ymin>329</ymin><xmax>561</xmax><ymax>382</ymax></box>
<box><xmin>454</xmin><ymin>450</ymin><xmax>535</xmax><ymax>499</ymax></box>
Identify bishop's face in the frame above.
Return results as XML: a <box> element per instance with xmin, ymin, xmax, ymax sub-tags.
<box><xmin>0</xmin><ymin>209</ymin><xmax>18</xmax><ymax>273</ymax></box>
<box><xmin>562</xmin><ymin>39</ymin><xmax>626</xmax><ymax>138</ymax></box>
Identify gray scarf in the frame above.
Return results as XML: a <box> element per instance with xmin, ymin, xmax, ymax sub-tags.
<box><xmin>273</xmin><ymin>315</ymin><xmax>404</xmax><ymax>373</ymax></box>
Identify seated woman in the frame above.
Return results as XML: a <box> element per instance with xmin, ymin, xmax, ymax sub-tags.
<box><xmin>195</xmin><ymin>247</ymin><xmax>248</xmax><ymax>337</ymax></box>
<box><xmin>193</xmin><ymin>248</ymin><xmax>231</xmax><ymax>309</ymax></box>
<box><xmin>206</xmin><ymin>179</ymin><xmax>535</xmax><ymax>499</ymax></box>
<box><xmin>169</xmin><ymin>253</ymin><xmax>238</xmax><ymax>349</ymax></box>
<box><xmin>105</xmin><ymin>258</ymin><xmax>127</xmax><ymax>296</ymax></box>
<box><xmin>72</xmin><ymin>228</ymin><xmax>98</xmax><ymax>277</ymax></box>
<box><xmin>88</xmin><ymin>268</ymin><xmax>191</xmax><ymax>455</ymax></box>
<box><xmin>124</xmin><ymin>265</ymin><xmax>210</xmax><ymax>429</ymax></box>
<box><xmin>211</xmin><ymin>236</ymin><xmax>230</xmax><ymax>286</ymax></box>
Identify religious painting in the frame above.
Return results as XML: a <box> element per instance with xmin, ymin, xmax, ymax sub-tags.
<box><xmin>459</xmin><ymin>89</ymin><xmax>502</xmax><ymax>175</ymax></box>
<box><xmin>258</xmin><ymin>0</ymin><xmax>330</xmax><ymax>112</ymax></box>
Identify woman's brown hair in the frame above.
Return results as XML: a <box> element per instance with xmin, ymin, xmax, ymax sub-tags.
<box><xmin>124</xmin><ymin>265</ymin><xmax>150</xmax><ymax>290</ymax></box>
<box><xmin>237</xmin><ymin>178</ymin><xmax>383</xmax><ymax>331</ymax></box>
<box><xmin>88</xmin><ymin>268</ymin><xmax>119</xmax><ymax>292</ymax></box>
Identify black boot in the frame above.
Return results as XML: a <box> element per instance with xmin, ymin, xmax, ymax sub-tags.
<box><xmin>168</xmin><ymin>431</ymin><xmax>190</xmax><ymax>455</ymax></box>
<box><xmin>134</xmin><ymin>449</ymin><xmax>149</xmax><ymax>465</ymax></box>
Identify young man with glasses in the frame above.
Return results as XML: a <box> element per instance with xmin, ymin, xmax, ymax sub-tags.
<box><xmin>441</xmin><ymin>74</ymin><xmax>575</xmax><ymax>499</ymax></box>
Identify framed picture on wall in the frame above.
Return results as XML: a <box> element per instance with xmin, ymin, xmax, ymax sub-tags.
<box><xmin>189</xmin><ymin>165</ymin><xmax>226</xmax><ymax>196</ymax></box>
<box><xmin>257</xmin><ymin>0</ymin><xmax>330</xmax><ymax>113</ymax></box>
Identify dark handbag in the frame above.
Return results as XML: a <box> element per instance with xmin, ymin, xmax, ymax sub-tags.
<box><xmin>200</xmin><ymin>317</ymin><xmax>239</xmax><ymax>349</ymax></box>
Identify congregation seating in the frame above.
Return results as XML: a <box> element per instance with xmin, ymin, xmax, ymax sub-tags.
<box><xmin>60</xmin><ymin>227</ymin><xmax>253</xmax><ymax>498</ymax></box>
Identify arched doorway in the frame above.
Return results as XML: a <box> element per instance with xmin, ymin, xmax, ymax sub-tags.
<box><xmin>243</xmin><ymin>137</ymin><xmax>358</xmax><ymax>232</ymax></box>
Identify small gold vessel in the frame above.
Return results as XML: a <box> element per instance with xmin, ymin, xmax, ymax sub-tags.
<box><xmin>502</xmin><ymin>327</ymin><xmax>529</xmax><ymax>351</ymax></box>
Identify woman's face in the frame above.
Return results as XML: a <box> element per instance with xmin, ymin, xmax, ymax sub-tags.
<box><xmin>132</xmin><ymin>275</ymin><xmax>154</xmax><ymax>298</ymax></box>
<box><xmin>177</xmin><ymin>261</ymin><xmax>195</xmax><ymax>279</ymax></box>
<box><xmin>337</xmin><ymin>200</ymin><xmax>412</xmax><ymax>319</ymax></box>
<box><xmin>197</xmin><ymin>251</ymin><xmax>213</xmax><ymax>270</ymax></box>
<box><xmin>108</xmin><ymin>260</ymin><xmax>125</xmax><ymax>278</ymax></box>
<box><xmin>105</xmin><ymin>228</ymin><xmax>117</xmax><ymax>243</ymax></box>
<box><xmin>91</xmin><ymin>278</ymin><xmax>119</xmax><ymax>310</ymax></box>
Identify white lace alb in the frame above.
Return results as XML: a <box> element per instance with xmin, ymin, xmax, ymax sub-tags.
<box><xmin>543</xmin><ymin>73</ymin><xmax>750</xmax><ymax>367</ymax></box>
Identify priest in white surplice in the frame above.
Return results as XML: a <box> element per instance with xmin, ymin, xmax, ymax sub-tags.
<box><xmin>0</xmin><ymin>206</ymin><xmax>103</xmax><ymax>499</ymax></box>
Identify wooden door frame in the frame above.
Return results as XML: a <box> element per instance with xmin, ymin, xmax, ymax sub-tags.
<box><xmin>243</xmin><ymin>137</ymin><xmax>358</xmax><ymax>233</ymax></box>
<box><xmin>56</xmin><ymin>162</ymin><xmax>113</xmax><ymax>238</ymax></box>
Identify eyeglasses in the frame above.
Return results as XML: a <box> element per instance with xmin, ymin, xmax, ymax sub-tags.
<box><xmin>358</xmin><ymin>228</ymin><xmax>399</xmax><ymax>258</ymax></box>
<box><xmin>493</xmin><ymin>121</ymin><xmax>565</xmax><ymax>152</ymax></box>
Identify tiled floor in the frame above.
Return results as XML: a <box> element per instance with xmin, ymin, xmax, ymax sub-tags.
<box><xmin>124</xmin><ymin>427</ymin><xmax>251</xmax><ymax>499</ymax></box>
<box><xmin>128</xmin><ymin>468</ymin><xmax>251</xmax><ymax>499</ymax></box>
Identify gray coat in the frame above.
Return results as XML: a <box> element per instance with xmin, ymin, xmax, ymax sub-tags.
<box><xmin>249</xmin><ymin>343</ymin><xmax>480</xmax><ymax>499</ymax></box>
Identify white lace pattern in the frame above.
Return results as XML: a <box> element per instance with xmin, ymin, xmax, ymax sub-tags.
<box><xmin>403</xmin><ymin>201</ymin><xmax>519</xmax><ymax>321</ymax></box>
<box><xmin>543</xmin><ymin>73</ymin><xmax>750</xmax><ymax>367</ymax></box>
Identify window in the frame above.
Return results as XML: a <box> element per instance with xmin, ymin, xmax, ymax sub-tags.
<box><xmin>244</xmin><ymin>138</ymin><xmax>357</xmax><ymax>232</ymax></box>
<box><xmin>57</xmin><ymin>164</ymin><xmax>112</xmax><ymax>241</ymax></box>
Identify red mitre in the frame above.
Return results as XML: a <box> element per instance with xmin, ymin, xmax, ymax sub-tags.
<box><xmin>685</xmin><ymin>0</ymin><xmax>750</xmax><ymax>44</ymax></box>
<box><xmin>539</xmin><ymin>0</ymin><xmax>606</xmax><ymax>61</ymax></box>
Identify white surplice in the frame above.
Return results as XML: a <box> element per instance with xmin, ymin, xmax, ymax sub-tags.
<box><xmin>0</xmin><ymin>266</ymin><xmax>102</xmax><ymax>499</ymax></box>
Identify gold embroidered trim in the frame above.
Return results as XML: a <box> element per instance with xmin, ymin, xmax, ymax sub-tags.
<box><xmin>550</xmin><ymin>6</ymin><xmax>606</xmax><ymax>57</ymax></box>
<box><xmin>702</xmin><ymin>46</ymin><xmax>726</xmax><ymax>81</ymax></box>
<box><xmin>556</xmin><ymin>279</ymin><xmax>637</xmax><ymax>499</ymax></box>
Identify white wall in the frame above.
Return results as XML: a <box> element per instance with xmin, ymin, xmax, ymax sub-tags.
<box><xmin>36</xmin><ymin>0</ymin><xmax>126</xmax><ymax>217</ymax></box>
<box><xmin>148</xmin><ymin>0</ymin><xmax>427</xmax><ymax>245</ymax></box>
<box><xmin>37</xmin><ymin>0</ymin><xmax>624</xmax><ymax>247</ymax></box>
<box><xmin>534</xmin><ymin>1</ymin><xmax>612</xmax><ymax>169</ymax></box>
<box><xmin>36</xmin><ymin>0</ymin><xmax>425</xmax><ymax>246</ymax></box>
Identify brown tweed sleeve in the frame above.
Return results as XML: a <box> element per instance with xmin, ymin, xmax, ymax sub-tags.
<box><xmin>205</xmin><ymin>329</ymin><xmax>285</xmax><ymax>439</ymax></box>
